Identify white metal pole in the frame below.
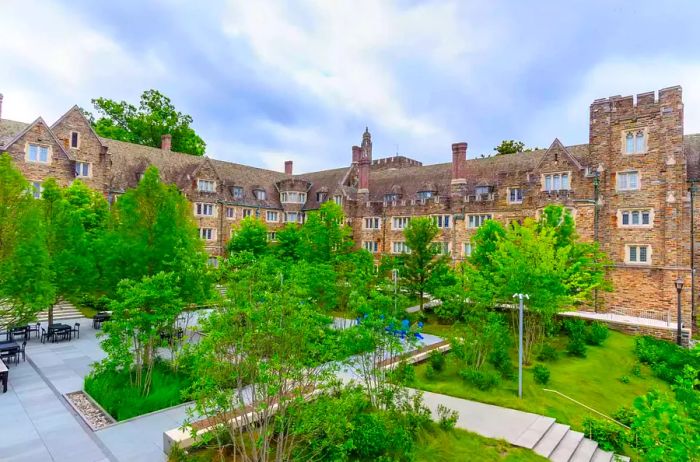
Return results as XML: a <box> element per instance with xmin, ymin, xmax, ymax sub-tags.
<box><xmin>518</xmin><ymin>294</ymin><xmax>524</xmax><ymax>399</ymax></box>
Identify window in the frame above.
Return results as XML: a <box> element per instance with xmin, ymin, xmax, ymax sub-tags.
<box><xmin>432</xmin><ymin>215</ymin><xmax>451</xmax><ymax>229</ymax></box>
<box><xmin>626</xmin><ymin>244</ymin><xmax>651</xmax><ymax>265</ymax></box>
<box><xmin>199</xmin><ymin>228</ymin><xmax>214</xmax><ymax>240</ymax></box>
<box><xmin>364</xmin><ymin>217</ymin><xmax>381</xmax><ymax>229</ymax></box>
<box><xmin>27</xmin><ymin>144</ymin><xmax>49</xmax><ymax>164</ymax></box>
<box><xmin>624</xmin><ymin>130</ymin><xmax>646</xmax><ymax>154</ymax></box>
<box><xmin>617</xmin><ymin>171</ymin><xmax>639</xmax><ymax>191</ymax></box>
<box><xmin>433</xmin><ymin>242</ymin><xmax>450</xmax><ymax>255</ymax></box>
<box><xmin>392</xmin><ymin>241</ymin><xmax>410</xmax><ymax>254</ymax></box>
<box><xmin>195</xmin><ymin>203</ymin><xmax>215</xmax><ymax>216</ymax></box>
<box><xmin>226</xmin><ymin>207</ymin><xmax>235</xmax><ymax>219</ymax></box>
<box><xmin>620</xmin><ymin>209</ymin><xmax>652</xmax><ymax>227</ymax></box>
<box><xmin>463</xmin><ymin>242</ymin><xmax>473</xmax><ymax>257</ymax></box>
<box><xmin>285</xmin><ymin>212</ymin><xmax>302</xmax><ymax>223</ymax></box>
<box><xmin>334</xmin><ymin>195</ymin><xmax>343</xmax><ymax>205</ymax></box>
<box><xmin>508</xmin><ymin>187</ymin><xmax>523</xmax><ymax>204</ymax></box>
<box><xmin>231</xmin><ymin>186</ymin><xmax>244</xmax><ymax>199</ymax></box>
<box><xmin>254</xmin><ymin>189</ymin><xmax>267</xmax><ymax>200</ymax></box>
<box><xmin>475</xmin><ymin>186</ymin><xmax>491</xmax><ymax>196</ymax></box>
<box><xmin>417</xmin><ymin>191</ymin><xmax>434</xmax><ymax>200</ymax></box>
<box><xmin>280</xmin><ymin>191</ymin><xmax>307</xmax><ymax>204</ymax></box>
<box><xmin>384</xmin><ymin>193</ymin><xmax>399</xmax><ymax>203</ymax></box>
<box><xmin>242</xmin><ymin>208</ymin><xmax>253</xmax><ymax>218</ymax></box>
<box><xmin>363</xmin><ymin>241</ymin><xmax>379</xmax><ymax>253</ymax></box>
<box><xmin>316</xmin><ymin>192</ymin><xmax>327</xmax><ymax>202</ymax></box>
<box><xmin>70</xmin><ymin>131</ymin><xmax>80</xmax><ymax>149</ymax></box>
<box><xmin>198</xmin><ymin>179</ymin><xmax>215</xmax><ymax>192</ymax></box>
<box><xmin>543</xmin><ymin>173</ymin><xmax>569</xmax><ymax>192</ymax></box>
<box><xmin>207</xmin><ymin>257</ymin><xmax>219</xmax><ymax>268</ymax></box>
<box><xmin>268</xmin><ymin>232</ymin><xmax>277</xmax><ymax>242</ymax></box>
<box><xmin>392</xmin><ymin>216</ymin><xmax>410</xmax><ymax>230</ymax></box>
<box><xmin>266</xmin><ymin>211</ymin><xmax>278</xmax><ymax>222</ymax></box>
<box><xmin>467</xmin><ymin>214</ymin><xmax>492</xmax><ymax>229</ymax></box>
<box><xmin>75</xmin><ymin>161</ymin><xmax>90</xmax><ymax>178</ymax></box>
<box><xmin>31</xmin><ymin>181</ymin><xmax>43</xmax><ymax>199</ymax></box>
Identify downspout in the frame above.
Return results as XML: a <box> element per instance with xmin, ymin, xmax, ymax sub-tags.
<box><xmin>690</xmin><ymin>181</ymin><xmax>697</xmax><ymax>328</ymax></box>
<box><xmin>593</xmin><ymin>173</ymin><xmax>600</xmax><ymax>312</ymax></box>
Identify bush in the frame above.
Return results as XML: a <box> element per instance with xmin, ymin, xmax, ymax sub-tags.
<box><xmin>634</xmin><ymin>336</ymin><xmax>700</xmax><ymax>386</ymax></box>
<box><xmin>618</xmin><ymin>375</ymin><xmax>630</xmax><ymax>384</ymax></box>
<box><xmin>437</xmin><ymin>404</ymin><xmax>459</xmax><ymax>431</ymax></box>
<box><xmin>631</xmin><ymin>363</ymin><xmax>642</xmax><ymax>378</ymax></box>
<box><xmin>582</xmin><ymin>417</ymin><xmax>629</xmax><ymax>453</ymax></box>
<box><xmin>564</xmin><ymin>319</ymin><xmax>587</xmax><ymax>357</ymax></box>
<box><xmin>459</xmin><ymin>367</ymin><xmax>501</xmax><ymax>391</ymax></box>
<box><xmin>533</xmin><ymin>364</ymin><xmax>550</xmax><ymax>385</ymax></box>
<box><xmin>536</xmin><ymin>343</ymin><xmax>559</xmax><ymax>362</ymax></box>
<box><xmin>488</xmin><ymin>347</ymin><xmax>513</xmax><ymax>379</ymax></box>
<box><xmin>425</xmin><ymin>364</ymin><xmax>437</xmax><ymax>381</ymax></box>
<box><xmin>390</xmin><ymin>361</ymin><xmax>416</xmax><ymax>385</ymax></box>
<box><xmin>428</xmin><ymin>350</ymin><xmax>446</xmax><ymax>372</ymax></box>
<box><xmin>612</xmin><ymin>406</ymin><xmax>636</xmax><ymax>426</ymax></box>
<box><xmin>84</xmin><ymin>360</ymin><xmax>193</xmax><ymax>421</ymax></box>
<box><xmin>585</xmin><ymin>321</ymin><xmax>609</xmax><ymax>346</ymax></box>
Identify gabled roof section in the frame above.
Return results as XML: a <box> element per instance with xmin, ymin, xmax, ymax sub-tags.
<box><xmin>50</xmin><ymin>105</ymin><xmax>106</xmax><ymax>147</ymax></box>
<box><xmin>0</xmin><ymin>119</ymin><xmax>29</xmax><ymax>148</ymax></box>
<box><xmin>190</xmin><ymin>156</ymin><xmax>222</xmax><ymax>182</ymax></box>
<box><xmin>534</xmin><ymin>138</ymin><xmax>585</xmax><ymax>171</ymax></box>
<box><xmin>2</xmin><ymin>117</ymin><xmax>74</xmax><ymax>160</ymax></box>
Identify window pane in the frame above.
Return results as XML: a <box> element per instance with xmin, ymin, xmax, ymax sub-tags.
<box><xmin>635</xmin><ymin>132</ymin><xmax>645</xmax><ymax>152</ymax></box>
<box><xmin>561</xmin><ymin>174</ymin><xmax>569</xmax><ymax>189</ymax></box>
<box><xmin>629</xmin><ymin>172</ymin><xmax>638</xmax><ymax>189</ymax></box>
<box><xmin>28</xmin><ymin>145</ymin><xmax>37</xmax><ymax>161</ymax></box>
<box><xmin>545</xmin><ymin>176</ymin><xmax>551</xmax><ymax>191</ymax></box>
<box><xmin>553</xmin><ymin>174</ymin><xmax>561</xmax><ymax>190</ymax></box>
<box><xmin>629</xmin><ymin>246</ymin><xmax>637</xmax><ymax>262</ymax></box>
<box><xmin>622</xmin><ymin>212</ymin><xmax>629</xmax><ymax>225</ymax></box>
<box><xmin>642</xmin><ymin>212</ymin><xmax>650</xmax><ymax>225</ymax></box>
<box><xmin>626</xmin><ymin>132</ymin><xmax>634</xmax><ymax>153</ymax></box>
<box><xmin>618</xmin><ymin>174</ymin><xmax>627</xmax><ymax>190</ymax></box>
<box><xmin>39</xmin><ymin>147</ymin><xmax>48</xmax><ymax>162</ymax></box>
<box><xmin>631</xmin><ymin>211</ymin><xmax>639</xmax><ymax>225</ymax></box>
<box><xmin>639</xmin><ymin>246</ymin><xmax>647</xmax><ymax>262</ymax></box>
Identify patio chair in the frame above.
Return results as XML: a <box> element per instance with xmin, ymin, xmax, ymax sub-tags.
<box><xmin>72</xmin><ymin>323</ymin><xmax>80</xmax><ymax>339</ymax></box>
<box><xmin>19</xmin><ymin>341</ymin><xmax>26</xmax><ymax>362</ymax></box>
<box><xmin>40</xmin><ymin>327</ymin><xmax>52</xmax><ymax>344</ymax></box>
<box><xmin>28</xmin><ymin>323</ymin><xmax>40</xmax><ymax>339</ymax></box>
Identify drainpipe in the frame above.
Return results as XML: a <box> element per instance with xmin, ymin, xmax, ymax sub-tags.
<box><xmin>690</xmin><ymin>182</ymin><xmax>697</xmax><ymax>328</ymax></box>
<box><xmin>593</xmin><ymin>173</ymin><xmax>600</xmax><ymax>312</ymax></box>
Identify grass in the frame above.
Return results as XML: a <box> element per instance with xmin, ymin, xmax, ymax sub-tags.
<box><xmin>85</xmin><ymin>361</ymin><xmax>193</xmax><ymax>421</ymax></box>
<box><xmin>415</xmin><ymin>427</ymin><xmax>547</xmax><ymax>462</ymax></box>
<box><xmin>413</xmin><ymin>330</ymin><xmax>671</xmax><ymax>432</ymax></box>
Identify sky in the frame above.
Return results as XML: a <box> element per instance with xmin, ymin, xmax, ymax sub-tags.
<box><xmin>1</xmin><ymin>1</ymin><xmax>700</xmax><ymax>174</ymax></box>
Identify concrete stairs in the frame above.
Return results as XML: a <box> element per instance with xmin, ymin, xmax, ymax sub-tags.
<box><xmin>36</xmin><ymin>300</ymin><xmax>82</xmax><ymax>322</ymax></box>
<box><xmin>527</xmin><ymin>420</ymin><xmax>629</xmax><ymax>462</ymax></box>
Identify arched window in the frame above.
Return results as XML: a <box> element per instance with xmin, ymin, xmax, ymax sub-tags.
<box><xmin>635</xmin><ymin>130</ymin><xmax>645</xmax><ymax>153</ymax></box>
<box><xmin>625</xmin><ymin>132</ymin><xmax>634</xmax><ymax>153</ymax></box>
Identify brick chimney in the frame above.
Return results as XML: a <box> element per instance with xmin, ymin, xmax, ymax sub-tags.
<box><xmin>451</xmin><ymin>142</ymin><xmax>467</xmax><ymax>184</ymax></box>
<box><xmin>0</xmin><ymin>93</ymin><xmax>4</xmax><ymax>120</ymax></box>
<box><xmin>284</xmin><ymin>160</ymin><xmax>293</xmax><ymax>175</ymax></box>
<box><xmin>161</xmin><ymin>134</ymin><xmax>172</xmax><ymax>151</ymax></box>
<box><xmin>352</xmin><ymin>145</ymin><xmax>361</xmax><ymax>164</ymax></box>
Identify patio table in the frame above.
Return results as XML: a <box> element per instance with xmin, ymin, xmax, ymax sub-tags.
<box><xmin>0</xmin><ymin>359</ymin><xmax>7</xmax><ymax>393</ymax></box>
<box><xmin>48</xmin><ymin>324</ymin><xmax>72</xmax><ymax>342</ymax></box>
<box><xmin>93</xmin><ymin>312</ymin><xmax>111</xmax><ymax>329</ymax></box>
<box><xmin>0</xmin><ymin>341</ymin><xmax>19</xmax><ymax>366</ymax></box>
<box><xmin>6</xmin><ymin>325</ymin><xmax>29</xmax><ymax>342</ymax></box>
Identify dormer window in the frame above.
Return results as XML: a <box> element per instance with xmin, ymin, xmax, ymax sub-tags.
<box><xmin>384</xmin><ymin>193</ymin><xmax>399</xmax><ymax>203</ymax></box>
<box><xmin>417</xmin><ymin>191</ymin><xmax>434</xmax><ymax>200</ymax></box>
<box><xmin>543</xmin><ymin>173</ymin><xmax>570</xmax><ymax>192</ymax></box>
<box><xmin>475</xmin><ymin>186</ymin><xmax>491</xmax><ymax>196</ymax></box>
<box><xmin>317</xmin><ymin>192</ymin><xmax>327</xmax><ymax>202</ymax></box>
<box><xmin>253</xmin><ymin>189</ymin><xmax>267</xmax><ymax>200</ymax></box>
<box><xmin>231</xmin><ymin>186</ymin><xmax>244</xmax><ymax>199</ymax></box>
<box><xmin>75</xmin><ymin>161</ymin><xmax>91</xmax><ymax>178</ymax></box>
<box><xmin>280</xmin><ymin>191</ymin><xmax>306</xmax><ymax>204</ymax></box>
<box><xmin>334</xmin><ymin>195</ymin><xmax>343</xmax><ymax>205</ymax></box>
<box><xmin>624</xmin><ymin>130</ymin><xmax>646</xmax><ymax>154</ymax></box>
<box><xmin>198</xmin><ymin>179</ymin><xmax>216</xmax><ymax>192</ymax></box>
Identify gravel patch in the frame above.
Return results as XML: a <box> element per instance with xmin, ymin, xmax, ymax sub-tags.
<box><xmin>66</xmin><ymin>391</ymin><xmax>115</xmax><ymax>430</ymax></box>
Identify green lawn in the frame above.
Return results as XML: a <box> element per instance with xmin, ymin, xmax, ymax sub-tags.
<box><xmin>413</xmin><ymin>330</ymin><xmax>670</xmax><ymax>432</ymax></box>
<box><xmin>415</xmin><ymin>427</ymin><xmax>546</xmax><ymax>462</ymax></box>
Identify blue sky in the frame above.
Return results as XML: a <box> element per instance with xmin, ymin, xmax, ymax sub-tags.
<box><xmin>1</xmin><ymin>1</ymin><xmax>700</xmax><ymax>173</ymax></box>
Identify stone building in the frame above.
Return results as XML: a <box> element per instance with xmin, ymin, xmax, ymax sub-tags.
<box><xmin>0</xmin><ymin>87</ymin><xmax>698</xmax><ymax>336</ymax></box>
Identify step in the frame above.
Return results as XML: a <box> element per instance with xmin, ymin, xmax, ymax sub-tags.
<box><xmin>570</xmin><ymin>438</ymin><xmax>598</xmax><ymax>462</ymax></box>
<box><xmin>533</xmin><ymin>423</ymin><xmax>570</xmax><ymax>458</ymax></box>
<box><xmin>591</xmin><ymin>448</ymin><xmax>613</xmax><ymax>462</ymax></box>
<box><xmin>514</xmin><ymin>415</ymin><xmax>556</xmax><ymax>449</ymax></box>
<box><xmin>550</xmin><ymin>430</ymin><xmax>584</xmax><ymax>462</ymax></box>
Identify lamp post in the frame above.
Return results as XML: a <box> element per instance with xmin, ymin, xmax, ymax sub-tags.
<box><xmin>513</xmin><ymin>293</ymin><xmax>529</xmax><ymax>399</ymax></box>
<box><xmin>675</xmin><ymin>277</ymin><xmax>684</xmax><ymax>346</ymax></box>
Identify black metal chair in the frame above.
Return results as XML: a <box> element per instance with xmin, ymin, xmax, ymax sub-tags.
<box><xmin>28</xmin><ymin>323</ymin><xmax>40</xmax><ymax>339</ymax></box>
<box><xmin>19</xmin><ymin>341</ymin><xmax>26</xmax><ymax>362</ymax></box>
<box><xmin>40</xmin><ymin>327</ymin><xmax>52</xmax><ymax>344</ymax></box>
<box><xmin>72</xmin><ymin>323</ymin><xmax>80</xmax><ymax>339</ymax></box>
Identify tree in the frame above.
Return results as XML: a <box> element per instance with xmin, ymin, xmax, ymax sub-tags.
<box><xmin>297</xmin><ymin>202</ymin><xmax>353</xmax><ymax>263</ymax></box>
<box><xmin>227</xmin><ymin>216</ymin><xmax>269</xmax><ymax>256</ymax></box>
<box><xmin>0</xmin><ymin>154</ymin><xmax>54</xmax><ymax>328</ymax></box>
<box><xmin>88</xmin><ymin>89</ymin><xmax>206</xmax><ymax>156</ymax></box>
<box><xmin>493</xmin><ymin>140</ymin><xmax>537</xmax><ymax>155</ymax></box>
<box><xmin>400</xmin><ymin>217</ymin><xmax>448</xmax><ymax>310</ymax></box>
<box><xmin>99</xmin><ymin>166</ymin><xmax>212</xmax><ymax>304</ymax></box>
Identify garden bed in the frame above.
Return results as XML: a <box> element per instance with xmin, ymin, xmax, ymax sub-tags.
<box><xmin>65</xmin><ymin>391</ymin><xmax>116</xmax><ymax>430</ymax></box>
<box><xmin>411</xmin><ymin>331</ymin><xmax>670</xmax><ymax>432</ymax></box>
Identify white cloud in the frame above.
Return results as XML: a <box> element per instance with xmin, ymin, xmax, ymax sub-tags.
<box><xmin>0</xmin><ymin>0</ymin><xmax>166</xmax><ymax>122</ymax></box>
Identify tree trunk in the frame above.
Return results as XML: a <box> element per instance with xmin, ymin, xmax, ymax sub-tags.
<box><xmin>47</xmin><ymin>299</ymin><xmax>55</xmax><ymax>327</ymax></box>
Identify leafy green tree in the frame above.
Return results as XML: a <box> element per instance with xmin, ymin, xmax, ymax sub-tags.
<box><xmin>0</xmin><ymin>154</ymin><xmax>54</xmax><ymax>327</ymax></box>
<box><xmin>275</xmin><ymin>223</ymin><xmax>302</xmax><ymax>260</ymax></box>
<box><xmin>400</xmin><ymin>217</ymin><xmax>448</xmax><ymax>310</ymax></box>
<box><xmin>88</xmin><ymin>89</ymin><xmax>206</xmax><ymax>155</ymax></box>
<box><xmin>297</xmin><ymin>202</ymin><xmax>353</xmax><ymax>263</ymax></box>
<box><xmin>100</xmin><ymin>166</ymin><xmax>212</xmax><ymax>304</ymax></box>
<box><xmin>494</xmin><ymin>140</ymin><xmax>526</xmax><ymax>155</ymax></box>
<box><xmin>227</xmin><ymin>216</ymin><xmax>269</xmax><ymax>256</ymax></box>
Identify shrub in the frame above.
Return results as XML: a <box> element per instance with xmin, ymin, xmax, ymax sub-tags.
<box><xmin>536</xmin><ymin>343</ymin><xmax>559</xmax><ymax>362</ymax></box>
<box><xmin>488</xmin><ymin>347</ymin><xmax>513</xmax><ymax>379</ymax></box>
<box><xmin>564</xmin><ymin>319</ymin><xmax>587</xmax><ymax>357</ymax></box>
<box><xmin>425</xmin><ymin>364</ymin><xmax>437</xmax><ymax>381</ymax></box>
<box><xmin>390</xmin><ymin>361</ymin><xmax>416</xmax><ymax>385</ymax></box>
<box><xmin>618</xmin><ymin>375</ymin><xmax>630</xmax><ymax>384</ymax></box>
<box><xmin>428</xmin><ymin>350</ymin><xmax>446</xmax><ymax>372</ymax></box>
<box><xmin>634</xmin><ymin>336</ymin><xmax>700</xmax><ymax>386</ymax></box>
<box><xmin>582</xmin><ymin>417</ymin><xmax>629</xmax><ymax>452</ymax></box>
<box><xmin>459</xmin><ymin>367</ymin><xmax>501</xmax><ymax>391</ymax></box>
<box><xmin>585</xmin><ymin>321</ymin><xmax>609</xmax><ymax>346</ymax></box>
<box><xmin>437</xmin><ymin>404</ymin><xmax>459</xmax><ymax>431</ymax></box>
<box><xmin>533</xmin><ymin>364</ymin><xmax>550</xmax><ymax>385</ymax></box>
<box><xmin>631</xmin><ymin>363</ymin><xmax>642</xmax><ymax>378</ymax></box>
<box><xmin>612</xmin><ymin>406</ymin><xmax>637</xmax><ymax>426</ymax></box>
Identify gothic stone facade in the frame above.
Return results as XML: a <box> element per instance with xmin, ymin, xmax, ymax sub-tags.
<box><xmin>1</xmin><ymin>87</ymin><xmax>698</xmax><ymax>333</ymax></box>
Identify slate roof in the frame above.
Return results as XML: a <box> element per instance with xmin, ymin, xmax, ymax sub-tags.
<box><xmin>0</xmin><ymin>119</ymin><xmax>29</xmax><ymax>148</ymax></box>
<box><xmin>296</xmin><ymin>166</ymin><xmax>354</xmax><ymax>209</ymax></box>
